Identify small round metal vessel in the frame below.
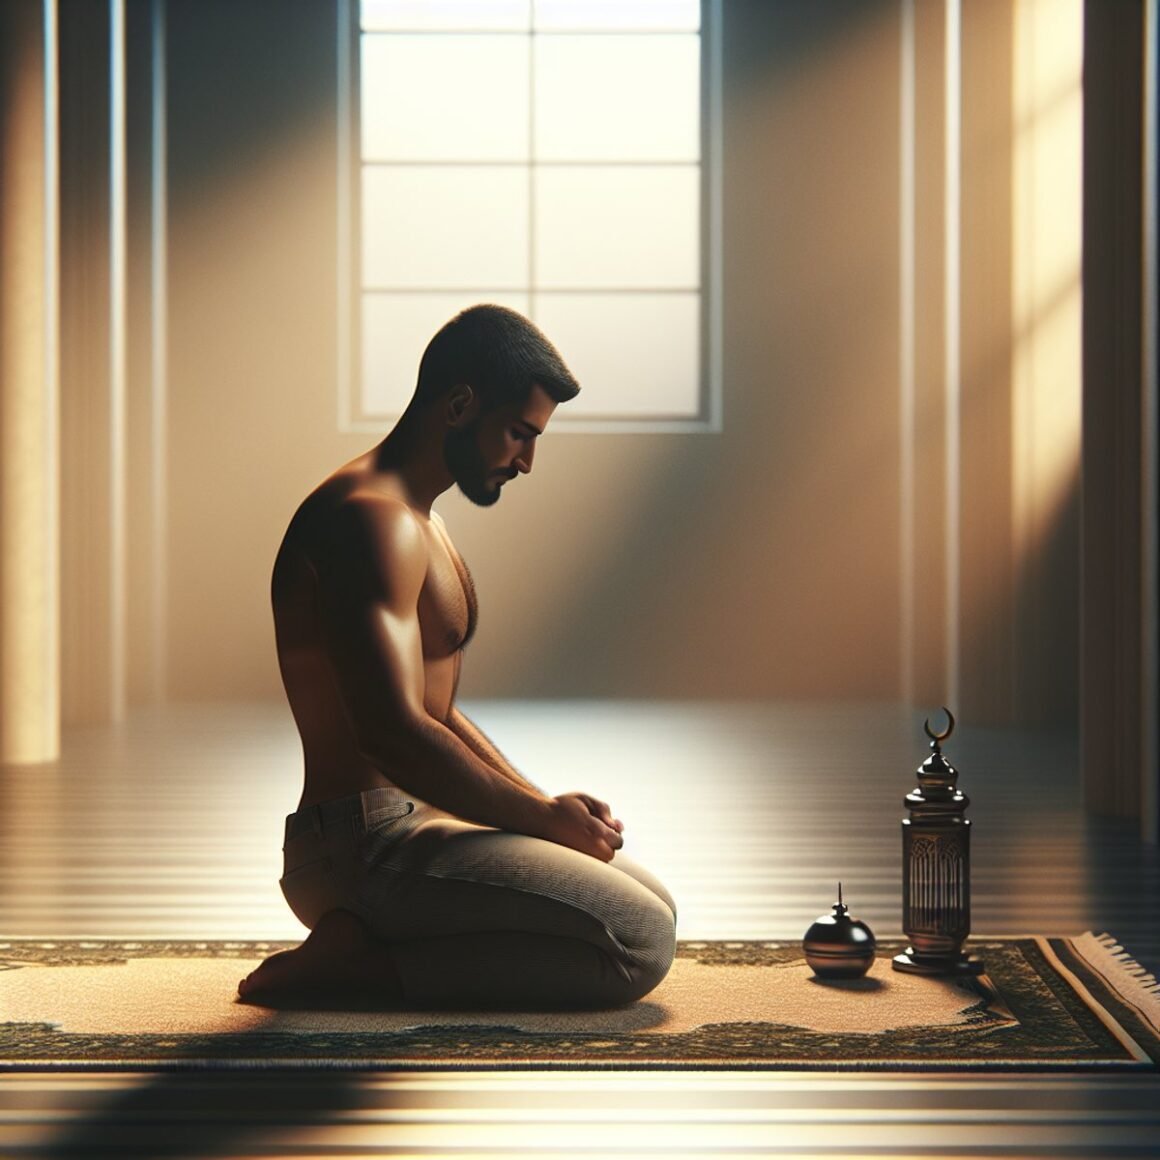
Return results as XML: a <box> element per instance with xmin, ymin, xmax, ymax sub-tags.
<box><xmin>803</xmin><ymin>886</ymin><xmax>877</xmax><ymax>979</ymax></box>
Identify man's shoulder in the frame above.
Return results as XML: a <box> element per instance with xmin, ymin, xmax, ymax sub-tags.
<box><xmin>318</xmin><ymin>489</ymin><xmax>428</xmax><ymax>577</ymax></box>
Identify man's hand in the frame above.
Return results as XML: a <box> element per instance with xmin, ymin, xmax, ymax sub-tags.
<box><xmin>572</xmin><ymin>793</ymin><xmax>625</xmax><ymax>834</ymax></box>
<box><xmin>541</xmin><ymin>792</ymin><xmax>625</xmax><ymax>862</ymax></box>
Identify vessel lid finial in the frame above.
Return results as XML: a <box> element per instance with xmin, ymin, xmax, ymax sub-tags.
<box><xmin>923</xmin><ymin>706</ymin><xmax>956</xmax><ymax>751</ymax></box>
<box><xmin>833</xmin><ymin>881</ymin><xmax>849</xmax><ymax>917</ymax></box>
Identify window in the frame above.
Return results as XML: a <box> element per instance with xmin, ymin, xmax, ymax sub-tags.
<box><xmin>339</xmin><ymin>0</ymin><xmax>721</xmax><ymax>432</ymax></box>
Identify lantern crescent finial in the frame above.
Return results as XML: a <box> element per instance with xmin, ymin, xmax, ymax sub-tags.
<box><xmin>923</xmin><ymin>706</ymin><xmax>955</xmax><ymax>743</ymax></box>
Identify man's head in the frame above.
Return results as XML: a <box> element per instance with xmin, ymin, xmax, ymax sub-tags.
<box><xmin>408</xmin><ymin>306</ymin><xmax>580</xmax><ymax>506</ymax></box>
<box><xmin>442</xmin><ymin>381</ymin><xmax>559</xmax><ymax>506</ymax></box>
<box><xmin>413</xmin><ymin>304</ymin><xmax>580</xmax><ymax>414</ymax></box>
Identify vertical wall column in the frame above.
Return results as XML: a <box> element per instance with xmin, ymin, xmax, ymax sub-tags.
<box><xmin>957</xmin><ymin>1</ymin><xmax>1016</xmax><ymax>724</ymax></box>
<box><xmin>903</xmin><ymin>0</ymin><xmax>950</xmax><ymax>708</ymax></box>
<box><xmin>58</xmin><ymin>0</ymin><xmax>128</xmax><ymax>724</ymax></box>
<box><xmin>903</xmin><ymin>0</ymin><xmax>1018</xmax><ymax>722</ymax></box>
<box><xmin>1082</xmin><ymin>0</ymin><xmax>1152</xmax><ymax>827</ymax></box>
<box><xmin>903</xmin><ymin>0</ymin><xmax>1082</xmax><ymax>728</ymax></box>
<box><xmin>124</xmin><ymin>0</ymin><xmax>167</xmax><ymax>705</ymax></box>
<box><xmin>0</xmin><ymin>0</ymin><xmax>60</xmax><ymax>763</ymax></box>
<box><xmin>1144</xmin><ymin>0</ymin><xmax>1158</xmax><ymax>843</ymax></box>
<box><xmin>1010</xmin><ymin>0</ymin><xmax>1083</xmax><ymax>726</ymax></box>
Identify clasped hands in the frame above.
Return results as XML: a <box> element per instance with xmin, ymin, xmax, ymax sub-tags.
<box><xmin>544</xmin><ymin>791</ymin><xmax>625</xmax><ymax>862</ymax></box>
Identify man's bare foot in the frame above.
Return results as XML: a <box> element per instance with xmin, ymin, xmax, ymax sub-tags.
<box><xmin>237</xmin><ymin>909</ymin><xmax>403</xmax><ymax>1006</ymax></box>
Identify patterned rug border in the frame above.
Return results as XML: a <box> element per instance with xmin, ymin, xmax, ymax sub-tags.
<box><xmin>1</xmin><ymin>935</ymin><xmax>1157</xmax><ymax>1072</ymax></box>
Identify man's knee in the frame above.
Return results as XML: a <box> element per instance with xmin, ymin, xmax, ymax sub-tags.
<box><xmin>606</xmin><ymin>897</ymin><xmax>677</xmax><ymax>1006</ymax></box>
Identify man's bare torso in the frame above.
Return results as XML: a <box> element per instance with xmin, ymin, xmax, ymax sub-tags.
<box><xmin>272</xmin><ymin>451</ymin><xmax>477</xmax><ymax>808</ymax></box>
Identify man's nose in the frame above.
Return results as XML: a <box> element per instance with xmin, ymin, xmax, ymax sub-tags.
<box><xmin>514</xmin><ymin>443</ymin><xmax>535</xmax><ymax>474</ymax></box>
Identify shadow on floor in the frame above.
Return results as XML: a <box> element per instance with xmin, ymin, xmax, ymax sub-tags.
<box><xmin>37</xmin><ymin>1055</ymin><xmax>386</xmax><ymax>1158</ymax></box>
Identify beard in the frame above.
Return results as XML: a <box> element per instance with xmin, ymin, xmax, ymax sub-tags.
<box><xmin>443</xmin><ymin>422</ymin><xmax>513</xmax><ymax>507</ymax></box>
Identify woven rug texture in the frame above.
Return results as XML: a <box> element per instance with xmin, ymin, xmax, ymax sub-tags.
<box><xmin>1</xmin><ymin>933</ymin><xmax>1157</xmax><ymax>1070</ymax></box>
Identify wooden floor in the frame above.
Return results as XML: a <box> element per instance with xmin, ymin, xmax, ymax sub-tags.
<box><xmin>1</xmin><ymin>700</ymin><xmax>1158</xmax><ymax>1157</ymax></box>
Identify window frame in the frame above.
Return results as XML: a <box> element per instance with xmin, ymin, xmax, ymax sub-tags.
<box><xmin>336</xmin><ymin>0</ymin><xmax>723</xmax><ymax>434</ymax></box>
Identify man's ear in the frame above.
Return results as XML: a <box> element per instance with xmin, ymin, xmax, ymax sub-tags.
<box><xmin>445</xmin><ymin>383</ymin><xmax>476</xmax><ymax>427</ymax></box>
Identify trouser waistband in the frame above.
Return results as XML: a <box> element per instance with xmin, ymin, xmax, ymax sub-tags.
<box><xmin>285</xmin><ymin>785</ymin><xmax>412</xmax><ymax>840</ymax></box>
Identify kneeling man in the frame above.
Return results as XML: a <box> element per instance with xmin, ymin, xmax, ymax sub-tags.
<box><xmin>239</xmin><ymin>305</ymin><xmax>677</xmax><ymax>1008</ymax></box>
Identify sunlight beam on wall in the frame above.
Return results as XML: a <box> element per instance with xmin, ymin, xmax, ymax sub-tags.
<box><xmin>110</xmin><ymin>0</ymin><xmax>128</xmax><ymax>719</ymax></box>
<box><xmin>0</xmin><ymin>0</ymin><xmax>61</xmax><ymax>762</ymax></box>
<box><xmin>150</xmin><ymin>0</ymin><xmax>169</xmax><ymax>700</ymax></box>
<box><xmin>944</xmin><ymin>0</ymin><xmax>961</xmax><ymax>711</ymax></box>
<box><xmin>899</xmin><ymin>0</ymin><xmax>916</xmax><ymax>705</ymax></box>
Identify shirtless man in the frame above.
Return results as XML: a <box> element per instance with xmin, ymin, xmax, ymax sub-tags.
<box><xmin>238</xmin><ymin>305</ymin><xmax>676</xmax><ymax>1008</ymax></box>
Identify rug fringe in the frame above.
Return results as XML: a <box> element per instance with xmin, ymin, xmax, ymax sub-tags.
<box><xmin>1073</xmin><ymin>932</ymin><xmax>1160</xmax><ymax>1034</ymax></box>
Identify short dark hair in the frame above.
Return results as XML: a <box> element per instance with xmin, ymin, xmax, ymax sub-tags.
<box><xmin>412</xmin><ymin>304</ymin><xmax>580</xmax><ymax>412</ymax></box>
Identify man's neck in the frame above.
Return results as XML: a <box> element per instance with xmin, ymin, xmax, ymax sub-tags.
<box><xmin>371</xmin><ymin>420</ymin><xmax>452</xmax><ymax>516</ymax></box>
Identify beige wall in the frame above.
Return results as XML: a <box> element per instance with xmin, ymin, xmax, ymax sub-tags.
<box><xmin>155</xmin><ymin>0</ymin><xmax>1081</xmax><ymax>721</ymax></box>
<box><xmin>0</xmin><ymin>0</ymin><xmax>60</xmax><ymax>761</ymax></box>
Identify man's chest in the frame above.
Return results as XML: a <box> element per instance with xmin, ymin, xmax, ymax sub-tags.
<box><xmin>417</xmin><ymin>530</ymin><xmax>478</xmax><ymax>657</ymax></box>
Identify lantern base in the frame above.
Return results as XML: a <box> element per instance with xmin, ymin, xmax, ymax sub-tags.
<box><xmin>892</xmin><ymin>948</ymin><xmax>985</xmax><ymax>976</ymax></box>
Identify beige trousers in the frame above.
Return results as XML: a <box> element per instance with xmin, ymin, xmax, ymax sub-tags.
<box><xmin>280</xmin><ymin>786</ymin><xmax>677</xmax><ymax>1009</ymax></box>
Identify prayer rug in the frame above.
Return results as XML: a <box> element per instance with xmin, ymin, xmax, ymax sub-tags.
<box><xmin>1</xmin><ymin>933</ymin><xmax>1157</xmax><ymax>1071</ymax></box>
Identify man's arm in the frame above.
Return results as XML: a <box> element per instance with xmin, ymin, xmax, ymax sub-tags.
<box><xmin>446</xmin><ymin>708</ymin><xmax>543</xmax><ymax>793</ymax></box>
<box><xmin>447</xmin><ymin>708</ymin><xmax>624</xmax><ymax>834</ymax></box>
<box><xmin>428</xmin><ymin>513</ymin><xmax>546</xmax><ymax>793</ymax></box>
<box><xmin>316</xmin><ymin>495</ymin><xmax>622</xmax><ymax>859</ymax></box>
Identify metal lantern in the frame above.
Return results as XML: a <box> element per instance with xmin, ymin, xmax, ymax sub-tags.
<box><xmin>892</xmin><ymin>708</ymin><xmax>984</xmax><ymax>977</ymax></box>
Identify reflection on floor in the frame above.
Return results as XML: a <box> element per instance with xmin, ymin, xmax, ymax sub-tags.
<box><xmin>1</xmin><ymin>700</ymin><xmax>1157</xmax><ymax>1157</ymax></box>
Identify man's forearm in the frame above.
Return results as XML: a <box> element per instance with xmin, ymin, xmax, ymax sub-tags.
<box><xmin>361</xmin><ymin>712</ymin><xmax>551</xmax><ymax>833</ymax></box>
<box><xmin>357</xmin><ymin>709</ymin><xmax>621</xmax><ymax>863</ymax></box>
<box><xmin>446</xmin><ymin>707</ymin><xmax>545</xmax><ymax>794</ymax></box>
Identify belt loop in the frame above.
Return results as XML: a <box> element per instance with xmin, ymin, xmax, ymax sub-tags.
<box><xmin>310</xmin><ymin>803</ymin><xmax>323</xmax><ymax>838</ymax></box>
